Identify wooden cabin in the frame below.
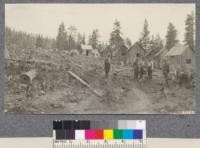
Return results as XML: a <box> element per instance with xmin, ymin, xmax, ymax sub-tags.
<box><xmin>81</xmin><ymin>44</ymin><xmax>93</xmax><ymax>56</ymax></box>
<box><xmin>112</xmin><ymin>44</ymin><xmax>128</xmax><ymax>65</ymax></box>
<box><xmin>126</xmin><ymin>42</ymin><xmax>146</xmax><ymax>65</ymax></box>
<box><xmin>164</xmin><ymin>44</ymin><xmax>195</xmax><ymax>74</ymax></box>
<box><xmin>154</xmin><ymin>48</ymin><xmax>168</xmax><ymax>69</ymax></box>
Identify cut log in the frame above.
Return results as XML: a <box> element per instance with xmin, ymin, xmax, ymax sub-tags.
<box><xmin>114</xmin><ymin>68</ymin><xmax>130</xmax><ymax>72</ymax></box>
<box><xmin>68</xmin><ymin>70</ymin><xmax>103</xmax><ymax>97</ymax></box>
<box><xmin>20</xmin><ymin>69</ymin><xmax>37</xmax><ymax>84</ymax></box>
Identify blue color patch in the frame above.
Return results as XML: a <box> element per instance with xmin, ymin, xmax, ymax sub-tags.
<box><xmin>123</xmin><ymin>130</ymin><xmax>134</xmax><ymax>139</ymax></box>
<box><xmin>134</xmin><ymin>130</ymin><xmax>143</xmax><ymax>139</ymax></box>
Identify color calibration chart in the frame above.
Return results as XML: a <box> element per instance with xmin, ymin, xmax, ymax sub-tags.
<box><xmin>53</xmin><ymin>120</ymin><xmax>146</xmax><ymax>148</ymax></box>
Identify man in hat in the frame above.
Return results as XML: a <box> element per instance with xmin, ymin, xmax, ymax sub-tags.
<box><xmin>104</xmin><ymin>57</ymin><xmax>111</xmax><ymax>78</ymax></box>
<box><xmin>163</xmin><ymin>59</ymin><xmax>170</xmax><ymax>86</ymax></box>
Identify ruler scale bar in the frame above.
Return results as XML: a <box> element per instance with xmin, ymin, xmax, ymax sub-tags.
<box><xmin>53</xmin><ymin>142</ymin><xmax>146</xmax><ymax>148</ymax></box>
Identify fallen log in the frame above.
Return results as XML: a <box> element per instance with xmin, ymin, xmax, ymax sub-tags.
<box><xmin>114</xmin><ymin>68</ymin><xmax>130</xmax><ymax>72</ymax></box>
<box><xmin>68</xmin><ymin>70</ymin><xmax>103</xmax><ymax>97</ymax></box>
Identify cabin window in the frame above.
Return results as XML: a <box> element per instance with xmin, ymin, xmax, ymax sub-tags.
<box><xmin>186</xmin><ymin>59</ymin><xmax>191</xmax><ymax>64</ymax></box>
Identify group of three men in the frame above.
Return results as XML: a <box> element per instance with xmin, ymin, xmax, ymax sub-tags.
<box><xmin>133</xmin><ymin>57</ymin><xmax>154</xmax><ymax>80</ymax></box>
<box><xmin>103</xmin><ymin>54</ymin><xmax>156</xmax><ymax>81</ymax></box>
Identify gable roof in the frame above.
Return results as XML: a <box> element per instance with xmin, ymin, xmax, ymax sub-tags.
<box><xmin>165</xmin><ymin>45</ymin><xmax>191</xmax><ymax>57</ymax></box>
<box><xmin>154</xmin><ymin>48</ymin><xmax>166</xmax><ymax>57</ymax></box>
<box><xmin>112</xmin><ymin>44</ymin><xmax>128</xmax><ymax>56</ymax></box>
<box><xmin>128</xmin><ymin>42</ymin><xmax>145</xmax><ymax>53</ymax></box>
<box><xmin>145</xmin><ymin>48</ymin><xmax>154</xmax><ymax>57</ymax></box>
<box><xmin>81</xmin><ymin>44</ymin><xmax>93</xmax><ymax>50</ymax></box>
<box><xmin>70</xmin><ymin>49</ymin><xmax>79</xmax><ymax>54</ymax></box>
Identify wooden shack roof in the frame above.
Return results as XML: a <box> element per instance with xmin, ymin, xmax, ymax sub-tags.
<box><xmin>81</xmin><ymin>44</ymin><xmax>93</xmax><ymax>50</ymax></box>
<box><xmin>165</xmin><ymin>45</ymin><xmax>191</xmax><ymax>57</ymax></box>
<box><xmin>127</xmin><ymin>42</ymin><xmax>145</xmax><ymax>53</ymax></box>
<box><xmin>154</xmin><ymin>48</ymin><xmax>166</xmax><ymax>57</ymax></box>
<box><xmin>112</xmin><ymin>44</ymin><xmax>128</xmax><ymax>56</ymax></box>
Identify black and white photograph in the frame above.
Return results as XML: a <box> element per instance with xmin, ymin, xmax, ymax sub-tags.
<box><xmin>4</xmin><ymin>4</ymin><xmax>195</xmax><ymax>114</ymax></box>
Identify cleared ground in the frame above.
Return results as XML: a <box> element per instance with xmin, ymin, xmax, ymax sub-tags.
<box><xmin>4</xmin><ymin>53</ymin><xmax>195</xmax><ymax>114</ymax></box>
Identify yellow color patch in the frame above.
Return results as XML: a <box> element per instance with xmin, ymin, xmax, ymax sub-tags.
<box><xmin>104</xmin><ymin>129</ymin><xmax>113</xmax><ymax>140</ymax></box>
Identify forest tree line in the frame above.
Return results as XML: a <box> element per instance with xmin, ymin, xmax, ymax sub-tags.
<box><xmin>5</xmin><ymin>11</ymin><xmax>194</xmax><ymax>56</ymax></box>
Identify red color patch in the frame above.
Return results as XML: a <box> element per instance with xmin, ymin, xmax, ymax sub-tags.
<box><xmin>94</xmin><ymin>129</ymin><xmax>103</xmax><ymax>139</ymax></box>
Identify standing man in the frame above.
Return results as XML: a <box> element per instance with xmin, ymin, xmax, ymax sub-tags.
<box><xmin>104</xmin><ymin>57</ymin><xmax>111</xmax><ymax>78</ymax></box>
<box><xmin>133</xmin><ymin>54</ymin><xmax>139</xmax><ymax>80</ymax></box>
<box><xmin>139</xmin><ymin>59</ymin><xmax>145</xmax><ymax>80</ymax></box>
<box><xmin>147</xmin><ymin>60</ymin><xmax>153</xmax><ymax>80</ymax></box>
<box><xmin>163</xmin><ymin>60</ymin><xmax>170</xmax><ymax>86</ymax></box>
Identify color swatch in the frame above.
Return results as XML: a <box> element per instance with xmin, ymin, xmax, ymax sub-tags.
<box><xmin>53</xmin><ymin>120</ymin><xmax>145</xmax><ymax>140</ymax></box>
<box><xmin>104</xmin><ymin>129</ymin><xmax>113</xmax><ymax>140</ymax></box>
<box><xmin>85</xmin><ymin>130</ymin><xmax>95</xmax><ymax>139</ymax></box>
<box><xmin>54</xmin><ymin>129</ymin><xmax>143</xmax><ymax>140</ymax></box>
<box><xmin>75</xmin><ymin>130</ymin><xmax>85</xmax><ymax>140</ymax></box>
<box><xmin>123</xmin><ymin>130</ymin><xmax>134</xmax><ymax>139</ymax></box>
<box><xmin>114</xmin><ymin>129</ymin><xmax>123</xmax><ymax>139</ymax></box>
<box><xmin>94</xmin><ymin>130</ymin><xmax>104</xmax><ymax>139</ymax></box>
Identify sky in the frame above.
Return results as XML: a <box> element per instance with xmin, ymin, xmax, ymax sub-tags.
<box><xmin>5</xmin><ymin>4</ymin><xmax>195</xmax><ymax>44</ymax></box>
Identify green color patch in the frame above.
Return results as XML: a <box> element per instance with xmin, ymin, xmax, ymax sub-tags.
<box><xmin>113</xmin><ymin>129</ymin><xmax>123</xmax><ymax>139</ymax></box>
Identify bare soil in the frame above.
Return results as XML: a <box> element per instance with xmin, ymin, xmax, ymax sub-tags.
<box><xmin>4</xmin><ymin>54</ymin><xmax>195</xmax><ymax>114</ymax></box>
